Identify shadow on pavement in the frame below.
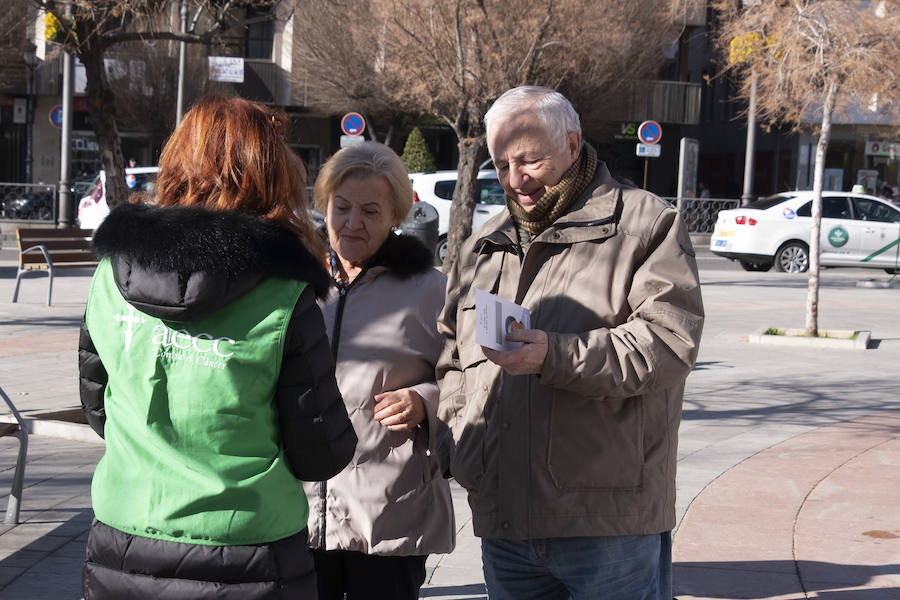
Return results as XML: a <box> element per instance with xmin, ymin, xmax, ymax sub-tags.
<box><xmin>0</xmin><ymin>266</ymin><xmax>96</xmax><ymax>280</ymax></box>
<box><xmin>683</xmin><ymin>376</ymin><xmax>900</xmax><ymax>429</ymax></box>
<box><xmin>419</xmin><ymin>583</ymin><xmax>487</xmax><ymax>599</ymax></box>
<box><xmin>0</xmin><ymin>316</ymin><xmax>83</xmax><ymax>328</ymax></box>
<box><xmin>675</xmin><ymin>560</ymin><xmax>900</xmax><ymax>599</ymax></box>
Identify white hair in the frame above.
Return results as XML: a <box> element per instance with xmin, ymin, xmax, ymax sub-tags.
<box><xmin>484</xmin><ymin>86</ymin><xmax>581</xmax><ymax>154</ymax></box>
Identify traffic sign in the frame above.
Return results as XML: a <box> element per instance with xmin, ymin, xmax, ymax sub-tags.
<box><xmin>340</xmin><ymin>135</ymin><xmax>365</xmax><ymax>148</ymax></box>
<box><xmin>340</xmin><ymin>112</ymin><xmax>366</xmax><ymax>136</ymax></box>
<box><xmin>636</xmin><ymin>143</ymin><xmax>661</xmax><ymax>158</ymax></box>
<box><xmin>637</xmin><ymin>120</ymin><xmax>662</xmax><ymax>145</ymax></box>
<box><xmin>49</xmin><ymin>105</ymin><xmax>63</xmax><ymax>129</ymax></box>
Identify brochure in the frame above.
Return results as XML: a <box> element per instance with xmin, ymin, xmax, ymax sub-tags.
<box><xmin>475</xmin><ymin>288</ymin><xmax>531</xmax><ymax>351</ymax></box>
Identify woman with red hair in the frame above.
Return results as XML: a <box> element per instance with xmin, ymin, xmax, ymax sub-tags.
<box><xmin>79</xmin><ymin>95</ymin><xmax>357</xmax><ymax>599</ymax></box>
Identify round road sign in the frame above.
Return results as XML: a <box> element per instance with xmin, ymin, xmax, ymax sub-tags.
<box><xmin>50</xmin><ymin>105</ymin><xmax>63</xmax><ymax>129</ymax></box>
<box><xmin>340</xmin><ymin>112</ymin><xmax>366</xmax><ymax>136</ymax></box>
<box><xmin>637</xmin><ymin>120</ymin><xmax>662</xmax><ymax>145</ymax></box>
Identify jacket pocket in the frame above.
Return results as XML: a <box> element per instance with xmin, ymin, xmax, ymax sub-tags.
<box><xmin>546</xmin><ymin>394</ymin><xmax>644</xmax><ymax>490</ymax></box>
<box><xmin>449</xmin><ymin>314</ymin><xmax>490</xmax><ymax>491</ymax></box>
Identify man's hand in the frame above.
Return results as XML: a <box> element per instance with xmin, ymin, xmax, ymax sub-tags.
<box><xmin>373</xmin><ymin>388</ymin><xmax>426</xmax><ymax>431</ymax></box>
<box><xmin>482</xmin><ymin>328</ymin><xmax>548</xmax><ymax>375</ymax></box>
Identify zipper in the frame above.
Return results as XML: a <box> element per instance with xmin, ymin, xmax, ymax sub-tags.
<box><xmin>317</xmin><ymin>264</ymin><xmax>368</xmax><ymax>549</ymax></box>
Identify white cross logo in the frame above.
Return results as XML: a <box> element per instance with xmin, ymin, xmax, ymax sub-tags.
<box><xmin>115</xmin><ymin>305</ymin><xmax>146</xmax><ymax>352</ymax></box>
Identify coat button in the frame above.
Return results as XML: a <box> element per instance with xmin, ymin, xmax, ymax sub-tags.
<box><xmin>501</xmin><ymin>521</ymin><xmax>510</xmax><ymax>530</ymax></box>
<box><xmin>501</xmin><ymin>421</ymin><xmax>510</xmax><ymax>430</ymax></box>
<box><xmin>482</xmin><ymin>385</ymin><xmax>488</xmax><ymax>392</ymax></box>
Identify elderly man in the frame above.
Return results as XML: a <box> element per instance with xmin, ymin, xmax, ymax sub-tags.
<box><xmin>435</xmin><ymin>86</ymin><xmax>704</xmax><ymax>599</ymax></box>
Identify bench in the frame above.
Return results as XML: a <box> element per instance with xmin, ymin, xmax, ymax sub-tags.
<box><xmin>0</xmin><ymin>385</ymin><xmax>27</xmax><ymax>525</ymax></box>
<box><xmin>11</xmin><ymin>227</ymin><xmax>97</xmax><ymax>306</ymax></box>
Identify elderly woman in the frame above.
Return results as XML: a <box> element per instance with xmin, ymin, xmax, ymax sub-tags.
<box><xmin>304</xmin><ymin>141</ymin><xmax>455</xmax><ymax>600</ymax></box>
<box><xmin>78</xmin><ymin>95</ymin><xmax>356</xmax><ymax>599</ymax></box>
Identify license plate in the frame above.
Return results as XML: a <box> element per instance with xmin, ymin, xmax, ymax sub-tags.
<box><xmin>714</xmin><ymin>239</ymin><xmax>728</xmax><ymax>247</ymax></box>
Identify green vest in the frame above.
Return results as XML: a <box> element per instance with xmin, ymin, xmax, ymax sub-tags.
<box><xmin>86</xmin><ymin>259</ymin><xmax>308</xmax><ymax>546</ymax></box>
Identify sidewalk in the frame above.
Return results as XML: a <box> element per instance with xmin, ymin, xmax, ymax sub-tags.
<box><xmin>2</xmin><ymin>248</ymin><xmax>899</xmax><ymax>599</ymax></box>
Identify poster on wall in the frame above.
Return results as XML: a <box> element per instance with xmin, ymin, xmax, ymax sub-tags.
<box><xmin>823</xmin><ymin>168</ymin><xmax>843</xmax><ymax>192</ymax></box>
<box><xmin>208</xmin><ymin>57</ymin><xmax>244</xmax><ymax>83</ymax></box>
<box><xmin>856</xmin><ymin>169</ymin><xmax>879</xmax><ymax>193</ymax></box>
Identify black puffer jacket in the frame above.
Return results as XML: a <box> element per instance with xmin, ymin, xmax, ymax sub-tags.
<box><xmin>79</xmin><ymin>202</ymin><xmax>357</xmax><ymax>600</ymax></box>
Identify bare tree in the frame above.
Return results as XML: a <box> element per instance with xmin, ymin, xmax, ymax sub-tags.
<box><xmin>31</xmin><ymin>0</ymin><xmax>276</xmax><ymax>209</ymax></box>
<box><xmin>294</xmin><ymin>0</ymin><xmax>670</xmax><ymax>268</ymax></box>
<box><xmin>293</xmin><ymin>0</ymin><xmax>415</xmax><ymax>145</ymax></box>
<box><xmin>713</xmin><ymin>0</ymin><xmax>900</xmax><ymax>337</ymax></box>
<box><xmin>388</xmin><ymin>0</ymin><xmax>671</xmax><ymax>267</ymax></box>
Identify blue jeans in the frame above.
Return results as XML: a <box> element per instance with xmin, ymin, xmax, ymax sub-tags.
<box><xmin>481</xmin><ymin>532</ymin><xmax>671</xmax><ymax>600</ymax></box>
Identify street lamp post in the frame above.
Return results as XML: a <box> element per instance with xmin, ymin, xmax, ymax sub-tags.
<box><xmin>741</xmin><ymin>69</ymin><xmax>758</xmax><ymax>206</ymax></box>
<box><xmin>176</xmin><ymin>0</ymin><xmax>188</xmax><ymax>125</ymax></box>
<box><xmin>57</xmin><ymin>3</ymin><xmax>75</xmax><ymax>228</ymax></box>
<box><xmin>23</xmin><ymin>51</ymin><xmax>41</xmax><ymax>184</ymax></box>
<box><xmin>740</xmin><ymin>0</ymin><xmax>761</xmax><ymax>207</ymax></box>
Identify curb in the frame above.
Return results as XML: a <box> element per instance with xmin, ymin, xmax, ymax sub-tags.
<box><xmin>0</xmin><ymin>412</ymin><xmax>103</xmax><ymax>444</ymax></box>
<box><xmin>747</xmin><ymin>328</ymin><xmax>871</xmax><ymax>351</ymax></box>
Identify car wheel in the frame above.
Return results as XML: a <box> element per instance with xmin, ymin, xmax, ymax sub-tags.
<box><xmin>739</xmin><ymin>260</ymin><xmax>772</xmax><ymax>272</ymax></box>
<box><xmin>434</xmin><ymin>235</ymin><xmax>448</xmax><ymax>266</ymax></box>
<box><xmin>774</xmin><ymin>241</ymin><xmax>809</xmax><ymax>273</ymax></box>
<box><xmin>885</xmin><ymin>268</ymin><xmax>900</xmax><ymax>275</ymax></box>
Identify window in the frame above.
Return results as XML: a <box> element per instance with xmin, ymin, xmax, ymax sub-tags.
<box><xmin>796</xmin><ymin>197</ymin><xmax>851</xmax><ymax>219</ymax></box>
<box><xmin>852</xmin><ymin>198</ymin><xmax>900</xmax><ymax>223</ymax></box>
<box><xmin>432</xmin><ymin>177</ymin><xmax>505</xmax><ymax>204</ymax></box>
<box><xmin>478</xmin><ymin>179</ymin><xmax>506</xmax><ymax>205</ymax></box>
<box><xmin>434</xmin><ymin>180</ymin><xmax>455</xmax><ymax>201</ymax></box>
<box><xmin>245</xmin><ymin>10</ymin><xmax>274</xmax><ymax>59</ymax></box>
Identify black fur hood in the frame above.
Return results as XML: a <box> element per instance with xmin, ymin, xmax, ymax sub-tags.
<box><xmin>93</xmin><ymin>202</ymin><xmax>330</xmax><ymax>321</ymax></box>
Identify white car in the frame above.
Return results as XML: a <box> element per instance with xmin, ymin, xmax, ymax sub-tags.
<box><xmin>408</xmin><ymin>169</ymin><xmax>506</xmax><ymax>264</ymax></box>
<box><xmin>77</xmin><ymin>167</ymin><xmax>159</xmax><ymax>230</ymax></box>
<box><xmin>710</xmin><ymin>191</ymin><xmax>900</xmax><ymax>273</ymax></box>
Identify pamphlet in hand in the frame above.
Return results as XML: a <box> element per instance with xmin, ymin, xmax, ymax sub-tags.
<box><xmin>475</xmin><ymin>288</ymin><xmax>531</xmax><ymax>351</ymax></box>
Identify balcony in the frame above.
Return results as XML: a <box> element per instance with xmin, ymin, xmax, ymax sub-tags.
<box><xmin>627</xmin><ymin>80</ymin><xmax>702</xmax><ymax>125</ymax></box>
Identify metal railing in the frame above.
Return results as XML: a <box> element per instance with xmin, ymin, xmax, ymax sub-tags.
<box><xmin>0</xmin><ymin>183</ymin><xmax>58</xmax><ymax>223</ymax></box>
<box><xmin>664</xmin><ymin>196</ymin><xmax>740</xmax><ymax>234</ymax></box>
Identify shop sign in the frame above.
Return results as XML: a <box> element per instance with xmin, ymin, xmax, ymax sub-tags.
<box><xmin>865</xmin><ymin>141</ymin><xmax>899</xmax><ymax>157</ymax></box>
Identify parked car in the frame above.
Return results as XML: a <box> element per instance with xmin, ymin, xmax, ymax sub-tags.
<box><xmin>408</xmin><ymin>169</ymin><xmax>506</xmax><ymax>264</ymax></box>
<box><xmin>710</xmin><ymin>191</ymin><xmax>900</xmax><ymax>274</ymax></box>
<box><xmin>77</xmin><ymin>167</ymin><xmax>159</xmax><ymax>230</ymax></box>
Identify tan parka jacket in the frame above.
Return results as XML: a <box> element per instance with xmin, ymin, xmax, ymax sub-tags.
<box><xmin>304</xmin><ymin>234</ymin><xmax>455</xmax><ymax>556</ymax></box>
<box><xmin>435</xmin><ymin>161</ymin><xmax>704</xmax><ymax>540</ymax></box>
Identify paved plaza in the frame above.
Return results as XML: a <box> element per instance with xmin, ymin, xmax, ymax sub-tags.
<box><xmin>1</xmin><ymin>243</ymin><xmax>899</xmax><ymax>599</ymax></box>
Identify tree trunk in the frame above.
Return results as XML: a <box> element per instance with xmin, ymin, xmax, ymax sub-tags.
<box><xmin>805</xmin><ymin>82</ymin><xmax>837</xmax><ymax>337</ymax></box>
<box><xmin>80</xmin><ymin>44</ymin><xmax>127</xmax><ymax>209</ymax></box>
<box><xmin>444</xmin><ymin>135</ymin><xmax>485</xmax><ymax>271</ymax></box>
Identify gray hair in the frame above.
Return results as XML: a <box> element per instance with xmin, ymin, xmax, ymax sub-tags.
<box><xmin>313</xmin><ymin>141</ymin><xmax>413</xmax><ymax>226</ymax></box>
<box><xmin>484</xmin><ymin>86</ymin><xmax>581</xmax><ymax>153</ymax></box>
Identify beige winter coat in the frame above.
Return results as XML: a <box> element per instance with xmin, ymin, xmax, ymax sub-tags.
<box><xmin>304</xmin><ymin>234</ymin><xmax>455</xmax><ymax>556</ymax></box>
<box><xmin>435</xmin><ymin>161</ymin><xmax>704</xmax><ymax>540</ymax></box>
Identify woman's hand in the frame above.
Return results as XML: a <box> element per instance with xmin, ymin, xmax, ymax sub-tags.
<box><xmin>373</xmin><ymin>388</ymin><xmax>426</xmax><ymax>431</ymax></box>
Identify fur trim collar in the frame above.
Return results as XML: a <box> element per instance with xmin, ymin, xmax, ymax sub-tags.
<box><xmin>93</xmin><ymin>202</ymin><xmax>330</xmax><ymax>298</ymax></box>
<box><xmin>368</xmin><ymin>232</ymin><xmax>435</xmax><ymax>277</ymax></box>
